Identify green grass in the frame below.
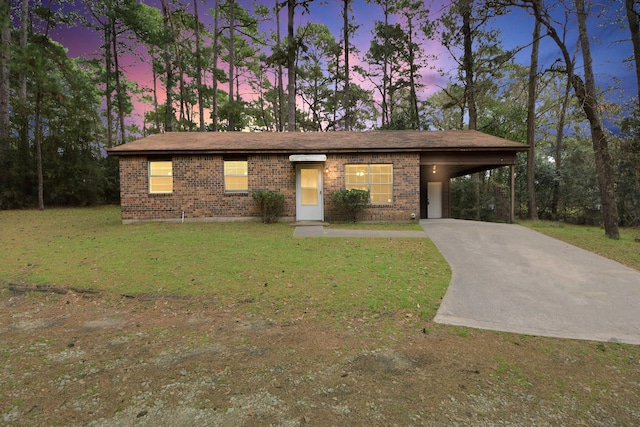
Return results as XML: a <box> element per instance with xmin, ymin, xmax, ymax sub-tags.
<box><xmin>519</xmin><ymin>221</ymin><xmax>640</xmax><ymax>272</ymax></box>
<box><xmin>0</xmin><ymin>206</ymin><xmax>450</xmax><ymax>325</ymax></box>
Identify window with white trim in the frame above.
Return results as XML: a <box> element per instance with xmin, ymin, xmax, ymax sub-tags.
<box><xmin>149</xmin><ymin>160</ymin><xmax>173</xmax><ymax>194</ymax></box>
<box><xmin>345</xmin><ymin>164</ymin><xmax>393</xmax><ymax>204</ymax></box>
<box><xmin>224</xmin><ymin>160</ymin><xmax>248</xmax><ymax>192</ymax></box>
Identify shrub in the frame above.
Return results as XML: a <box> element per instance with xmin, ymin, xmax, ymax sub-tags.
<box><xmin>331</xmin><ymin>188</ymin><xmax>370</xmax><ymax>222</ymax></box>
<box><xmin>252</xmin><ymin>190</ymin><xmax>285</xmax><ymax>224</ymax></box>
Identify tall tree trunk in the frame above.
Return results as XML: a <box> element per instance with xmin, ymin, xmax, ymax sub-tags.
<box><xmin>575</xmin><ymin>0</ymin><xmax>619</xmax><ymax>238</ymax></box>
<box><xmin>152</xmin><ymin>52</ymin><xmax>160</xmax><ymax>131</ymax></box>
<box><xmin>276</xmin><ymin>0</ymin><xmax>285</xmax><ymax>132</ymax></box>
<box><xmin>389</xmin><ymin>86</ymin><xmax>396</xmax><ymax>126</ymax></box>
<box><xmin>185</xmin><ymin>100</ymin><xmax>192</xmax><ymax>127</ymax></box>
<box><xmin>236</xmin><ymin>76</ymin><xmax>240</xmax><ymax>103</ymax></box>
<box><xmin>111</xmin><ymin>18</ymin><xmax>126</xmax><ymax>144</ymax></box>
<box><xmin>287</xmin><ymin>0</ymin><xmax>296</xmax><ymax>131</ymax></box>
<box><xmin>333</xmin><ymin>51</ymin><xmax>339</xmax><ymax>131</ymax></box>
<box><xmin>35</xmin><ymin>91</ymin><xmax>44</xmax><ymax>211</ymax></box>
<box><xmin>626</xmin><ymin>0</ymin><xmax>640</xmax><ymax>103</ymax></box>
<box><xmin>0</xmin><ymin>0</ymin><xmax>10</xmax><ymax>201</ymax></box>
<box><xmin>228</xmin><ymin>0</ymin><xmax>235</xmax><ymax>131</ymax></box>
<box><xmin>460</xmin><ymin>0</ymin><xmax>480</xmax><ymax>219</ymax></box>
<box><xmin>19</xmin><ymin>0</ymin><xmax>27</xmax><ymax>103</ymax></box>
<box><xmin>382</xmin><ymin>0</ymin><xmax>389</xmax><ymax>128</ymax></box>
<box><xmin>551</xmin><ymin>77</ymin><xmax>571</xmax><ymax>218</ymax></box>
<box><xmin>194</xmin><ymin>0</ymin><xmax>205</xmax><ymax>131</ymax></box>
<box><xmin>162</xmin><ymin>2</ymin><xmax>174</xmax><ymax>132</ymax></box>
<box><xmin>17</xmin><ymin>0</ymin><xmax>29</xmax><ymax>195</ymax></box>
<box><xmin>526</xmin><ymin>2</ymin><xmax>540</xmax><ymax>220</ymax></box>
<box><xmin>343</xmin><ymin>0</ymin><xmax>351</xmax><ymax>131</ymax></box>
<box><xmin>0</xmin><ymin>0</ymin><xmax>12</xmax><ymax>205</ymax></box>
<box><xmin>104</xmin><ymin>21</ymin><xmax>114</xmax><ymax>147</ymax></box>
<box><xmin>179</xmin><ymin>79</ymin><xmax>186</xmax><ymax>128</ymax></box>
<box><xmin>212</xmin><ymin>0</ymin><xmax>219</xmax><ymax>131</ymax></box>
<box><xmin>461</xmin><ymin>0</ymin><xmax>476</xmax><ymax>130</ymax></box>
<box><xmin>0</xmin><ymin>0</ymin><xmax>10</xmax><ymax>148</ymax></box>
<box><xmin>407</xmin><ymin>15</ymin><xmax>419</xmax><ymax>129</ymax></box>
<box><xmin>257</xmin><ymin>71</ymin><xmax>270</xmax><ymax>129</ymax></box>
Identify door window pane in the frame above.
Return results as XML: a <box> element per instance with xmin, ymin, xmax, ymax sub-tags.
<box><xmin>301</xmin><ymin>168</ymin><xmax>319</xmax><ymax>205</ymax></box>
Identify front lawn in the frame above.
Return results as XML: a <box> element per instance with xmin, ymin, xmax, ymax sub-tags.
<box><xmin>2</xmin><ymin>209</ymin><xmax>640</xmax><ymax>426</ymax></box>
<box><xmin>0</xmin><ymin>206</ymin><xmax>450</xmax><ymax>325</ymax></box>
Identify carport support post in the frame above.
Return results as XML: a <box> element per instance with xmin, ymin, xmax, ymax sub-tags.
<box><xmin>510</xmin><ymin>165</ymin><xmax>515</xmax><ymax>223</ymax></box>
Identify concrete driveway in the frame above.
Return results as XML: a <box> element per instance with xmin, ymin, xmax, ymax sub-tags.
<box><xmin>422</xmin><ymin>219</ymin><xmax>640</xmax><ymax>345</ymax></box>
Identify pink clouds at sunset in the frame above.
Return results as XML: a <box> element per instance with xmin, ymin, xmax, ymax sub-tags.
<box><xmin>48</xmin><ymin>0</ymin><xmax>637</xmax><ymax>130</ymax></box>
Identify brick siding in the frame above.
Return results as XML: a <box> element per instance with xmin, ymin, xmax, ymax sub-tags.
<box><xmin>118</xmin><ymin>153</ymin><xmax>420</xmax><ymax>222</ymax></box>
<box><xmin>324</xmin><ymin>153</ymin><xmax>420</xmax><ymax>222</ymax></box>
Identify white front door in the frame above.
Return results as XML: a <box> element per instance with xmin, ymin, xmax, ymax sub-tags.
<box><xmin>428</xmin><ymin>182</ymin><xmax>442</xmax><ymax>219</ymax></box>
<box><xmin>296</xmin><ymin>164</ymin><xmax>323</xmax><ymax>221</ymax></box>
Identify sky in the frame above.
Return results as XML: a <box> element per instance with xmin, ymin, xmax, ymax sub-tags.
<box><xmin>46</xmin><ymin>0</ymin><xmax>638</xmax><ymax>130</ymax></box>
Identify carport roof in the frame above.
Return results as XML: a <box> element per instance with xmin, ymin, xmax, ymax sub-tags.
<box><xmin>107</xmin><ymin>130</ymin><xmax>528</xmax><ymax>156</ymax></box>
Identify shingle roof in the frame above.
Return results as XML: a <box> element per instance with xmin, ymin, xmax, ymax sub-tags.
<box><xmin>107</xmin><ymin>130</ymin><xmax>528</xmax><ymax>156</ymax></box>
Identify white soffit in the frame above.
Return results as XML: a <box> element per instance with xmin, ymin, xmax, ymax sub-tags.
<box><xmin>289</xmin><ymin>154</ymin><xmax>327</xmax><ymax>162</ymax></box>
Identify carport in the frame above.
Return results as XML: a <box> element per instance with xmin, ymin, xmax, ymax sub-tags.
<box><xmin>419</xmin><ymin>143</ymin><xmax>527</xmax><ymax>221</ymax></box>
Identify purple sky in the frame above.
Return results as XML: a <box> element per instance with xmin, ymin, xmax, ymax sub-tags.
<box><xmin>48</xmin><ymin>0</ymin><xmax>637</xmax><ymax>129</ymax></box>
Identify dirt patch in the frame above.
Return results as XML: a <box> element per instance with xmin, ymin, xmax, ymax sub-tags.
<box><xmin>1</xmin><ymin>287</ymin><xmax>639</xmax><ymax>426</ymax></box>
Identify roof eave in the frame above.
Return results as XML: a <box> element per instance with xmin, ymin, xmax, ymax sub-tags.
<box><xmin>107</xmin><ymin>145</ymin><xmax>528</xmax><ymax>157</ymax></box>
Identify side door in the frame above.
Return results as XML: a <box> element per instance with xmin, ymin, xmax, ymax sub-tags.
<box><xmin>427</xmin><ymin>182</ymin><xmax>442</xmax><ymax>219</ymax></box>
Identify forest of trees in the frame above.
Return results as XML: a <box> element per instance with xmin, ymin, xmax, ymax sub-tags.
<box><xmin>0</xmin><ymin>0</ymin><xmax>639</xmax><ymax>237</ymax></box>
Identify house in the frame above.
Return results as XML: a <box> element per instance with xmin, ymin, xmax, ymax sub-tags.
<box><xmin>107</xmin><ymin>130</ymin><xmax>528</xmax><ymax>223</ymax></box>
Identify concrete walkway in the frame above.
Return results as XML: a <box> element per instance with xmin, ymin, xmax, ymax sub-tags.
<box><xmin>293</xmin><ymin>224</ymin><xmax>427</xmax><ymax>238</ymax></box>
<box><xmin>423</xmin><ymin>219</ymin><xmax>640</xmax><ymax>345</ymax></box>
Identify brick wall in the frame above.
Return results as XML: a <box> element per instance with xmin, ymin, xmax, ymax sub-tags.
<box><xmin>324</xmin><ymin>153</ymin><xmax>420</xmax><ymax>222</ymax></box>
<box><xmin>118</xmin><ymin>152</ymin><xmax>420</xmax><ymax>222</ymax></box>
